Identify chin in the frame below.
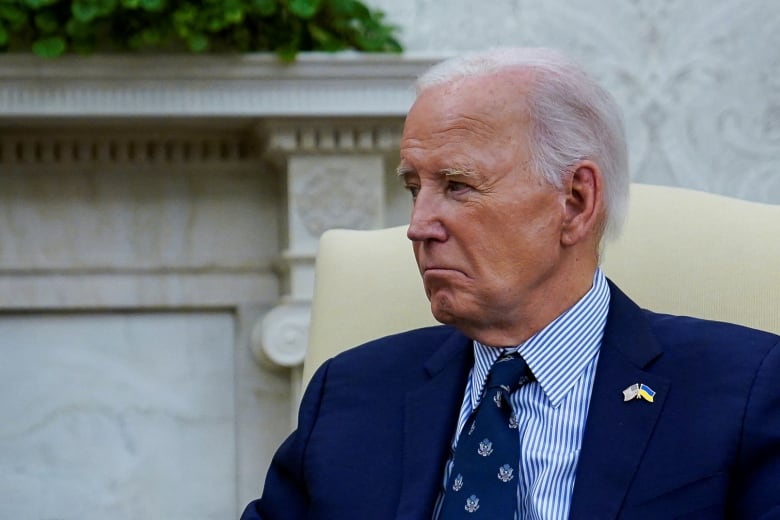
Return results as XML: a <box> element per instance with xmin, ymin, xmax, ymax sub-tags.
<box><xmin>429</xmin><ymin>297</ymin><xmax>461</xmax><ymax>327</ymax></box>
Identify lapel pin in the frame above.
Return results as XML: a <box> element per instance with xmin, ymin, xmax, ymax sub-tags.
<box><xmin>622</xmin><ymin>383</ymin><xmax>656</xmax><ymax>403</ymax></box>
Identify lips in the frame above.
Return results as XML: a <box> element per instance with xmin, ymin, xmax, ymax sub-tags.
<box><xmin>422</xmin><ymin>266</ymin><xmax>467</xmax><ymax>277</ymax></box>
<box><xmin>421</xmin><ymin>263</ymin><xmax>449</xmax><ymax>272</ymax></box>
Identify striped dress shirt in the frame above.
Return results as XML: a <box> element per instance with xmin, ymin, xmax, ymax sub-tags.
<box><xmin>433</xmin><ymin>269</ymin><xmax>610</xmax><ymax>519</ymax></box>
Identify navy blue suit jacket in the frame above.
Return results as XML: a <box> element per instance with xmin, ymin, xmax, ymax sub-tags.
<box><xmin>242</xmin><ymin>282</ymin><xmax>780</xmax><ymax>519</ymax></box>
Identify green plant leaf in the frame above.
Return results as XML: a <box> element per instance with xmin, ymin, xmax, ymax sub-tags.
<box><xmin>34</xmin><ymin>12</ymin><xmax>60</xmax><ymax>33</ymax></box>
<box><xmin>288</xmin><ymin>0</ymin><xmax>320</xmax><ymax>20</ymax></box>
<box><xmin>98</xmin><ymin>0</ymin><xmax>119</xmax><ymax>14</ymax></box>
<box><xmin>173</xmin><ymin>5</ymin><xmax>195</xmax><ymax>23</ymax></box>
<box><xmin>325</xmin><ymin>0</ymin><xmax>356</xmax><ymax>16</ymax></box>
<box><xmin>347</xmin><ymin>0</ymin><xmax>369</xmax><ymax>19</ymax></box>
<box><xmin>139</xmin><ymin>0</ymin><xmax>164</xmax><ymax>11</ymax></box>
<box><xmin>307</xmin><ymin>22</ymin><xmax>344</xmax><ymax>51</ymax></box>
<box><xmin>187</xmin><ymin>33</ymin><xmax>208</xmax><ymax>52</ymax></box>
<box><xmin>0</xmin><ymin>5</ymin><xmax>27</xmax><ymax>26</ymax></box>
<box><xmin>133</xmin><ymin>29</ymin><xmax>149</xmax><ymax>45</ymax></box>
<box><xmin>252</xmin><ymin>0</ymin><xmax>276</xmax><ymax>17</ymax></box>
<box><xmin>32</xmin><ymin>35</ymin><xmax>66</xmax><ymax>57</ymax></box>
<box><xmin>71</xmin><ymin>38</ymin><xmax>95</xmax><ymax>54</ymax></box>
<box><xmin>24</xmin><ymin>0</ymin><xmax>59</xmax><ymax>8</ymax></box>
<box><xmin>276</xmin><ymin>45</ymin><xmax>297</xmax><ymax>62</ymax></box>
<box><xmin>384</xmin><ymin>36</ymin><xmax>402</xmax><ymax>53</ymax></box>
<box><xmin>139</xmin><ymin>27</ymin><xmax>162</xmax><ymax>45</ymax></box>
<box><xmin>65</xmin><ymin>17</ymin><xmax>88</xmax><ymax>36</ymax></box>
<box><xmin>224</xmin><ymin>6</ymin><xmax>243</xmax><ymax>24</ymax></box>
<box><xmin>7</xmin><ymin>0</ymin><xmax>402</xmax><ymax>59</ymax></box>
<box><xmin>72</xmin><ymin>0</ymin><xmax>100</xmax><ymax>22</ymax></box>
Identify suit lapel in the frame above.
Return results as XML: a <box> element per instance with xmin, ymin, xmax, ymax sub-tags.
<box><xmin>569</xmin><ymin>281</ymin><xmax>670</xmax><ymax>518</ymax></box>
<box><xmin>396</xmin><ymin>329</ymin><xmax>473</xmax><ymax>520</ymax></box>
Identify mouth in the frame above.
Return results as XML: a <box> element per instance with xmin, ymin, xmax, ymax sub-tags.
<box><xmin>421</xmin><ymin>266</ymin><xmax>468</xmax><ymax>278</ymax></box>
<box><xmin>424</xmin><ymin>266</ymin><xmax>454</xmax><ymax>273</ymax></box>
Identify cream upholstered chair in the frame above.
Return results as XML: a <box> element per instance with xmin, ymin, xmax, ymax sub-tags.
<box><xmin>303</xmin><ymin>183</ymin><xmax>780</xmax><ymax>384</ymax></box>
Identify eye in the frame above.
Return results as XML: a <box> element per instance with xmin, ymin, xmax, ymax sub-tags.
<box><xmin>404</xmin><ymin>184</ymin><xmax>420</xmax><ymax>199</ymax></box>
<box><xmin>447</xmin><ymin>181</ymin><xmax>471</xmax><ymax>194</ymax></box>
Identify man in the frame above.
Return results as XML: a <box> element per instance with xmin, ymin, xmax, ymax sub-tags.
<box><xmin>242</xmin><ymin>48</ymin><xmax>780</xmax><ymax>519</ymax></box>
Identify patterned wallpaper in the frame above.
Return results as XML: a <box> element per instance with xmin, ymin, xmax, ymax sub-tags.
<box><xmin>373</xmin><ymin>0</ymin><xmax>780</xmax><ymax>203</ymax></box>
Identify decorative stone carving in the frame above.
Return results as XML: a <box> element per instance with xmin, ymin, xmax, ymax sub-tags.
<box><xmin>263</xmin><ymin>119</ymin><xmax>403</xmax><ymax>154</ymax></box>
<box><xmin>0</xmin><ymin>130</ymin><xmax>253</xmax><ymax>165</ymax></box>
<box><xmin>263</xmin><ymin>119</ymin><xmax>400</xmax><ymax>238</ymax></box>
<box><xmin>252</xmin><ymin>301</ymin><xmax>311</xmax><ymax>368</ymax></box>
<box><xmin>293</xmin><ymin>160</ymin><xmax>383</xmax><ymax>237</ymax></box>
<box><xmin>254</xmin><ymin>120</ymin><xmax>397</xmax><ymax>370</ymax></box>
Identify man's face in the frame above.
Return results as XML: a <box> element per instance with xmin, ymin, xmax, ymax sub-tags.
<box><xmin>398</xmin><ymin>73</ymin><xmax>569</xmax><ymax>346</ymax></box>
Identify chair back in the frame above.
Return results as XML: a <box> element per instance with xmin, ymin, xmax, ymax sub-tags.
<box><xmin>304</xmin><ymin>184</ymin><xmax>780</xmax><ymax>384</ymax></box>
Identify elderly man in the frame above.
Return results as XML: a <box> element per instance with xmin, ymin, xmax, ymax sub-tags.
<box><xmin>241</xmin><ymin>48</ymin><xmax>780</xmax><ymax>519</ymax></box>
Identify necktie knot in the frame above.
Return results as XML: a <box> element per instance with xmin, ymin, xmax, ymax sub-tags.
<box><xmin>485</xmin><ymin>354</ymin><xmax>532</xmax><ymax>395</ymax></box>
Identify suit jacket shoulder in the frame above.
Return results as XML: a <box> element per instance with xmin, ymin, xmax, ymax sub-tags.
<box><xmin>246</xmin><ymin>325</ymin><xmax>473</xmax><ymax>520</ymax></box>
<box><xmin>571</xmin><ymin>281</ymin><xmax>780</xmax><ymax>519</ymax></box>
<box><xmin>324</xmin><ymin>324</ymin><xmax>467</xmax><ymax>385</ymax></box>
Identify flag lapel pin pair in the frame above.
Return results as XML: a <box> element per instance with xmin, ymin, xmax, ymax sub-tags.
<box><xmin>622</xmin><ymin>383</ymin><xmax>656</xmax><ymax>403</ymax></box>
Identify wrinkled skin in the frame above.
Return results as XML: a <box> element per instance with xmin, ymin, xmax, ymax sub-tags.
<box><xmin>398</xmin><ymin>70</ymin><xmax>603</xmax><ymax>347</ymax></box>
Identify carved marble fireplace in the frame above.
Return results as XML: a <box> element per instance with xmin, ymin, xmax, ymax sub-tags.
<box><xmin>0</xmin><ymin>53</ymin><xmax>438</xmax><ymax>519</ymax></box>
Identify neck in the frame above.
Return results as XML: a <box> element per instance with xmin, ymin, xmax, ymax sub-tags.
<box><xmin>470</xmin><ymin>262</ymin><xmax>598</xmax><ymax>348</ymax></box>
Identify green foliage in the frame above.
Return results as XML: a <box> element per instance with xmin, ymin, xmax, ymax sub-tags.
<box><xmin>0</xmin><ymin>0</ymin><xmax>402</xmax><ymax>59</ymax></box>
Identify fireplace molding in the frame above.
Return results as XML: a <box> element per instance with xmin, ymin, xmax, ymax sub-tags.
<box><xmin>0</xmin><ymin>52</ymin><xmax>441</xmax><ymax>118</ymax></box>
<box><xmin>0</xmin><ymin>53</ymin><xmax>439</xmax><ymax>377</ymax></box>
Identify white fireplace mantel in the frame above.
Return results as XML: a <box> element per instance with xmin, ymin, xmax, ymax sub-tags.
<box><xmin>0</xmin><ymin>53</ymin><xmax>439</xmax><ymax>381</ymax></box>
<box><xmin>0</xmin><ymin>52</ymin><xmax>442</xmax><ymax>118</ymax></box>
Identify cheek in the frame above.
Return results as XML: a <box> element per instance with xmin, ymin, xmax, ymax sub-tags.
<box><xmin>483</xmin><ymin>219</ymin><xmax>562</xmax><ymax>276</ymax></box>
<box><xmin>412</xmin><ymin>243</ymin><xmax>423</xmax><ymax>272</ymax></box>
<box><xmin>506</xmin><ymin>204</ymin><xmax>564</xmax><ymax>246</ymax></box>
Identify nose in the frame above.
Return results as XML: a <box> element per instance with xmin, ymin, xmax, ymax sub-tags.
<box><xmin>406</xmin><ymin>189</ymin><xmax>447</xmax><ymax>243</ymax></box>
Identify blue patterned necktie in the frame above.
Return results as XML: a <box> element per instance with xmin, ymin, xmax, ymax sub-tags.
<box><xmin>439</xmin><ymin>354</ymin><xmax>533</xmax><ymax>518</ymax></box>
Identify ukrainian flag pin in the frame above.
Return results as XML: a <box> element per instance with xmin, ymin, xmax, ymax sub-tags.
<box><xmin>638</xmin><ymin>384</ymin><xmax>656</xmax><ymax>402</ymax></box>
<box><xmin>622</xmin><ymin>383</ymin><xmax>656</xmax><ymax>403</ymax></box>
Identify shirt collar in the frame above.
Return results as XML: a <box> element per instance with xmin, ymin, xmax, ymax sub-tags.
<box><xmin>471</xmin><ymin>268</ymin><xmax>610</xmax><ymax>408</ymax></box>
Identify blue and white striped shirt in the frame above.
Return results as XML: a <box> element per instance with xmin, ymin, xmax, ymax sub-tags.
<box><xmin>433</xmin><ymin>269</ymin><xmax>610</xmax><ymax>519</ymax></box>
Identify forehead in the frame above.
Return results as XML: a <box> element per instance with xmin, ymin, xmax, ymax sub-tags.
<box><xmin>411</xmin><ymin>74</ymin><xmax>524</xmax><ymax>127</ymax></box>
<box><xmin>400</xmin><ymin>73</ymin><xmax>532</xmax><ymax>171</ymax></box>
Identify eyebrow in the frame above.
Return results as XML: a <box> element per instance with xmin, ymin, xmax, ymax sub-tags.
<box><xmin>396</xmin><ymin>165</ymin><xmax>414</xmax><ymax>178</ymax></box>
<box><xmin>440</xmin><ymin>167</ymin><xmax>477</xmax><ymax>178</ymax></box>
<box><xmin>395</xmin><ymin>165</ymin><xmax>478</xmax><ymax>178</ymax></box>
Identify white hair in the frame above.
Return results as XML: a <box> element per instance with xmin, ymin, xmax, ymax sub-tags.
<box><xmin>416</xmin><ymin>47</ymin><xmax>629</xmax><ymax>242</ymax></box>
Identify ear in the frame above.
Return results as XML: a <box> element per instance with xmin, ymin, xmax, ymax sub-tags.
<box><xmin>561</xmin><ymin>160</ymin><xmax>604</xmax><ymax>247</ymax></box>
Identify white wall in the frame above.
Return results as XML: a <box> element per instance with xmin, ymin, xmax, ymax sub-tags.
<box><xmin>0</xmin><ymin>312</ymin><xmax>235</xmax><ymax>519</ymax></box>
<box><xmin>374</xmin><ymin>0</ymin><xmax>780</xmax><ymax>204</ymax></box>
